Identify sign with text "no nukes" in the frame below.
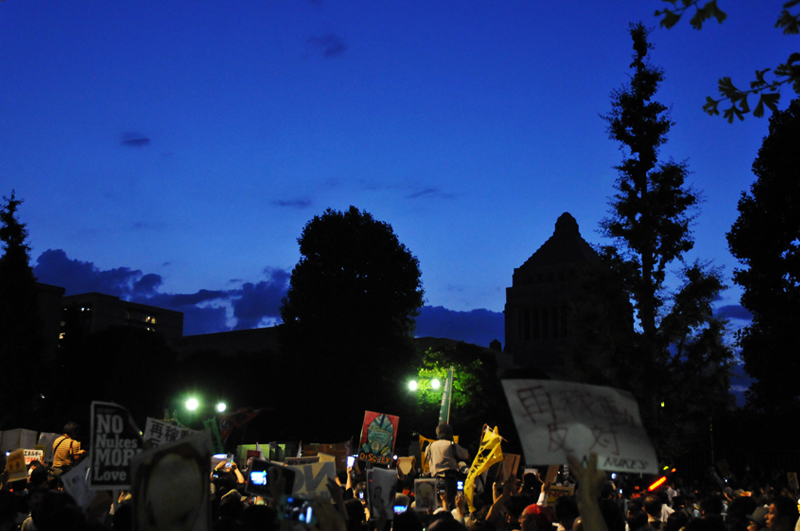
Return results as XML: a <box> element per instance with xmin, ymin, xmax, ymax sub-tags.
<box><xmin>89</xmin><ymin>401</ymin><xmax>144</xmax><ymax>490</ymax></box>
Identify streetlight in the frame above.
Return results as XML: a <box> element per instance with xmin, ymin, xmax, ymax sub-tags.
<box><xmin>408</xmin><ymin>380</ymin><xmax>418</xmax><ymax>391</ymax></box>
<box><xmin>216</xmin><ymin>402</ymin><xmax>227</xmax><ymax>413</ymax></box>
<box><xmin>186</xmin><ymin>397</ymin><xmax>199</xmax><ymax>411</ymax></box>
<box><xmin>430</xmin><ymin>379</ymin><xmax>441</xmax><ymax>390</ymax></box>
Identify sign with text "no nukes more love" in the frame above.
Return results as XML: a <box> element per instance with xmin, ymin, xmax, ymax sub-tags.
<box><xmin>89</xmin><ymin>401</ymin><xmax>144</xmax><ymax>490</ymax></box>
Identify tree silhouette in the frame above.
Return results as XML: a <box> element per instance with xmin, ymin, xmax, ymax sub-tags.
<box><xmin>0</xmin><ymin>191</ymin><xmax>46</xmax><ymax>427</ymax></box>
<box><xmin>279</xmin><ymin>206</ymin><xmax>424</xmax><ymax>438</ymax></box>
<box><xmin>594</xmin><ymin>24</ymin><xmax>732</xmax><ymax>457</ymax></box>
<box><xmin>727</xmin><ymin>99</ymin><xmax>800</xmax><ymax>410</ymax></box>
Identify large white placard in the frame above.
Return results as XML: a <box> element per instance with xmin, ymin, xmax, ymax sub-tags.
<box><xmin>502</xmin><ymin>379</ymin><xmax>658</xmax><ymax>474</ymax></box>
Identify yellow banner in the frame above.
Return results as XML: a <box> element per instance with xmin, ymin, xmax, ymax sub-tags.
<box><xmin>464</xmin><ymin>426</ymin><xmax>503</xmax><ymax>512</ymax></box>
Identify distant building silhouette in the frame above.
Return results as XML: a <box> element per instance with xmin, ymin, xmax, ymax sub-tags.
<box><xmin>504</xmin><ymin>213</ymin><xmax>599</xmax><ymax>379</ymax></box>
<box><xmin>60</xmin><ymin>292</ymin><xmax>183</xmax><ymax>342</ymax></box>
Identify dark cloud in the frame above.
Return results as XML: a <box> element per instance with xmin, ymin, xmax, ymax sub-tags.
<box><xmin>232</xmin><ymin>269</ymin><xmax>291</xmax><ymax>330</ymax></box>
<box><xmin>406</xmin><ymin>187</ymin><xmax>455</xmax><ymax>200</ymax></box>
<box><xmin>34</xmin><ymin>249</ymin><xmax>159</xmax><ymax>299</ymax></box>
<box><xmin>714</xmin><ymin>304</ymin><xmax>753</xmax><ymax>321</ymax></box>
<box><xmin>273</xmin><ymin>198</ymin><xmax>312</xmax><ymax>209</ymax></box>
<box><xmin>307</xmin><ymin>34</ymin><xmax>346</xmax><ymax>58</ymax></box>
<box><xmin>415</xmin><ymin>306</ymin><xmax>504</xmax><ymax>349</ymax></box>
<box><xmin>121</xmin><ymin>132</ymin><xmax>151</xmax><ymax>147</ymax></box>
<box><xmin>34</xmin><ymin>249</ymin><xmax>291</xmax><ymax>336</ymax></box>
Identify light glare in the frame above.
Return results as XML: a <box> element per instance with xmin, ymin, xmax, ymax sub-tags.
<box><xmin>216</xmin><ymin>402</ymin><xmax>227</xmax><ymax>413</ymax></box>
<box><xmin>186</xmin><ymin>398</ymin><xmax>199</xmax><ymax>411</ymax></box>
<box><xmin>408</xmin><ymin>380</ymin><xmax>418</xmax><ymax>391</ymax></box>
<box><xmin>431</xmin><ymin>379</ymin><xmax>441</xmax><ymax>390</ymax></box>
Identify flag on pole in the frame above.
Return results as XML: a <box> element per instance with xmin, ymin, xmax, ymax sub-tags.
<box><xmin>438</xmin><ymin>366</ymin><xmax>454</xmax><ymax>425</ymax></box>
<box><xmin>464</xmin><ymin>426</ymin><xmax>504</xmax><ymax>512</ymax></box>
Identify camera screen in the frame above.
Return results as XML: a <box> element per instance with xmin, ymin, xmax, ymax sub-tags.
<box><xmin>457</xmin><ymin>481</ymin><xmax>464</xmax><ymax>491</ymax></box>
<box><xmin>251</xmin><ymin>470</ymin><xmax>267</xmax><ymax>486</ymax></box>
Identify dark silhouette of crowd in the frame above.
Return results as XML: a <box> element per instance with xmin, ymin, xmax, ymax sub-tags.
<box><xmin>1</xmin><ymin>423</ymin><xmax>798</xmax><ymax>531</ymax></box>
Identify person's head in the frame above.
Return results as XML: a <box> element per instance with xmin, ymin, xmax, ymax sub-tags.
<box><xmin>555</xmin><ymin>496</ymin><xmax>580</xmax><ymax>530</ymax></box>
<box><xmin>766</xmin><ymin>496</ymin><xmax>799</xmax><ymax>531</ymax></box>
<box><xmin>643</xmin><ymin>494</ymin><xmax>662</xmax><ymax>518</ymax></box>
<box><xmin>520</xmin><ymin>504</ymin><xmax>556</xmax><ymax>531</ymax></box>
<box><xmin>700</xmin><ymin>495</ymin><xmax>724</xmax><ymax>516</ymax></box>
<box><xmin>627</xmin><ymin>510</ymin><xmax>649</xmax><ymax>531</ymax></box>
<box><xmin>63</xmin><ymin>421</ymin><xmax>79</xmax><ymax>439</ymax></box>
<box><xmin>436</xmin><ymin>423</ymin><xmax>454</xmax><ymax>441</ymax></box>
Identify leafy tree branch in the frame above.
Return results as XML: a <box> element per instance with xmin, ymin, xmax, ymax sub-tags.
<box><xmin>655</xmin><ymin>0</ymin><xmax>799</xmax><ymax>121</ymax></box>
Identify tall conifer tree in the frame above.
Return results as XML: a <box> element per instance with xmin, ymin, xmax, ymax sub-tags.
<box><xmin>593</xmin><ymin>24</ymin><xmax>732</xmax><ymax>456</ymax></box>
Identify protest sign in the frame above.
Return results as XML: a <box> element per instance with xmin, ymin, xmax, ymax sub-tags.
<box><xmin>24</xmin><ymin>449</ymin><xmax>44</xmax><ymax>465</ymax></box>
<box><xmin>202</xmin><ymin>418</ymin><xmax>224</xmax><ymax>455</ymax></box>
<box><xmin>143</xmin><ymin>418</ymin><xmax>196</xmax><ymax>448</ymax></box>
<box><xmin>0</xmin><ymin>428</ymin><xmax>37</xmax><ymax>455</ymax></box>
<box><xmin>285</xmin><ymin>460</ymin><xmax>337</xmax><ymax>500</ymax></box>
<box><xmin>358</xmin><ymin>411</ymin><xmax>399</xmax><ymax>466</ymax></box>
<box><xmin>62</xmin><ymin>458</ymin><xmax>97</xmax><ymax>511</ymax></box>
<box><xmin>546</xmin><ymin>485</ymin><xmax>575</xmax><ymax>508</ymax></box>
<box><xmin>4</xmin><ymin>449</ymin><xmax>27</xmax><ymax>482</ymax></box>
<box><xmin>89</xmin><ymin>401</ymin><xmax>144</xmax><ymax>489</ymax></box>
<box><xmin>788</xmin><ymin>472</ymin><xmax>798</xmax><ymax>490</ymax></box>
<box><xmin>499</xmin><ymin>453</ymin><xmax>521</xmax><ymax>481</ymax></box>
<box><xmin>397</xmin><ymin>456</ymin><xmax>416</xmax><ymax>476</ymax></box>
<box><xmin>37</xmin><ymin>433</ymin><xmax>59</xmax><ymax>463</ymax></box>
<box><xmin>368</xmin><ymin>467</ymin><xmax>398</xmax><ymax>521</ymax></box>
<box><xmin>464</xmin><ymin>426</ymin><xmax>503</xmax><ymax>512</ymax></box>
<box><xmin>502</xmin><ymin>380</ymin><xmax>658</xmax><ymax>474</ymax></box>
<box><xmin>302</xmin><ymin>441</ymin><xmax>351</xmax><ymax>472</ymax></box>
<box><xmin>131</xmin><ymin>431</ymin><xmax>212</xmax><ymax>531</ymax></box>
<box><xmin>414</xmin><ymin>478</ymin><xmax>438</xmax><ymax>512</ymax></box>
<box><xmin>285</xmin><ymin>456</ymin><xmax>320</xmax><ymax>466</ymax></box>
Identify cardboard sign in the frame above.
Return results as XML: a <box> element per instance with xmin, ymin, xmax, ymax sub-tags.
<box><xmin>4</xmin><ymin>449</ymin><xmax>27</xmax><ymax>482</ymax></box>
<box><xmin>499</xmin><ymin>454</ymin><xmax>521</xmax><ymax>481</ymax></box>
<box><xmin>503</xmin><ymin>380</ymin><xmax>658</xmax><ymax>474</ymax></box>
<box><xmin>89</xmin><ymin>401</ymin><xmax>144</xmax><ymax>489</ymax></box>
<box><xmin>286</xmin><ymin>460</ymin><xmax>337</xmax><ymax>500</ymax></box>
<box><xmin>131</xmin><ymin>431</ymin><xmax>212</xmax><ymax>531</ymax></box>
<box><xmin>546</xmin><ymin>485</ymin><xmax>575</xmax><ymax>508</ymax></box>
<box><xmin>397</xmin><ymin>456</ymin><xmax>416</xmax><ymax>476</ymax></box>
<box><xmin>368</xmin><ymin>467</ymin><xmax>398</xmax><ymax>521</ymax></box>
<box><xmin>414</xmin><ymin>478</ymin><xmax>438</xmax><ymax>512</ymax></box>
<box><xmin>302</xmin><ymin>441</ymin><xmax>351</xmax><ymax>472</ymax></box>
<box><xmin>143</xmin><ymin>418</ymin><xmax>196</xmax><ymax>448</ymax></box>
<box><xmin>285</xmin><ymin>456</ymin><xmax>319</xmax><ymax>466</ymax></box>
<box><xmin>358</xmin><ymin>411</ymin><xmax>399</xmax><ymax>466</ymax></box>
<box><xmin>23</xmin><ymin>449</ymin><xmax>44</xmax><ymax>465</ymax></box>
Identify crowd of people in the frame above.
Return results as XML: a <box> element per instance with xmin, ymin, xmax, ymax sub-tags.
<box><xmin>0</xmin><ymin>422</ymin><xmax>798</xmax><ymax>531</ymax></box>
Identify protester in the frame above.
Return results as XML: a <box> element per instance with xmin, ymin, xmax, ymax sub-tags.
<box><xmin>51</xmin><ymin>422</ymin><xmax>86</xmax><ymax>475</ymax></box>
<box><xmin>425</xmin><ymin>423</ymin><xmax>469</xmax><ymax>510</ymax></box>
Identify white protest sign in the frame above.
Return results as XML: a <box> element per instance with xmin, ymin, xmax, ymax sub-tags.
<box><xmin>89</xmin><ymin>401</ymin><xmax>144</xmax><ymax>489</ymax></box>
<box><xmin>143</xmin><ymin>418</ymin><xmax>196</xmax><ymax>448</ymax></box>
<box><xmin>24</xmin><ymin>449</ymin><xmax>44</xmax><ymax>465</ymax></box>
<box><xmin>502</xmin><ymin>379</ymin><xmax>658</xmax><ymax>474</ymax></box>
<box><xmin>62</xmin><ymin>458</ymin><xmax>97</xmax><ymax>512</ymax></box>
<box><xmin>286</xmin><ymin>461</ymin><xmax>336</xmax><ymax>500</ymax></box>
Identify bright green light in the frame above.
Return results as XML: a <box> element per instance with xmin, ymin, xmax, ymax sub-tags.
<box><xmin>408</xmin><ymin>380</ymin><xmax>418</xmax><ymax>391</ymax></box>
<box><xmin>216</xmin><ymin>402</ymin><xmax>227</xmax><ymax>413</ymax></box>
<box><xmin>431</xmin><ymin>379</ymin><xmax>441</xmax><ymax>390</ymax></box>
<box><xmin>186</xmin><ymin>398</ymin><xmax>199</xmax><ymax>411</ymax></box>
<box><xmin>660</xmin><ymin>401</ymin><xmax>665</xmax><ymax>408</ymax></box>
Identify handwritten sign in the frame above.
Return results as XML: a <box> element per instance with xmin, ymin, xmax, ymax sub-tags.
<box><xmin>502</xmin><ymin>380</ymin><xmax>657</xmax><ymax>474</ymax></box>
